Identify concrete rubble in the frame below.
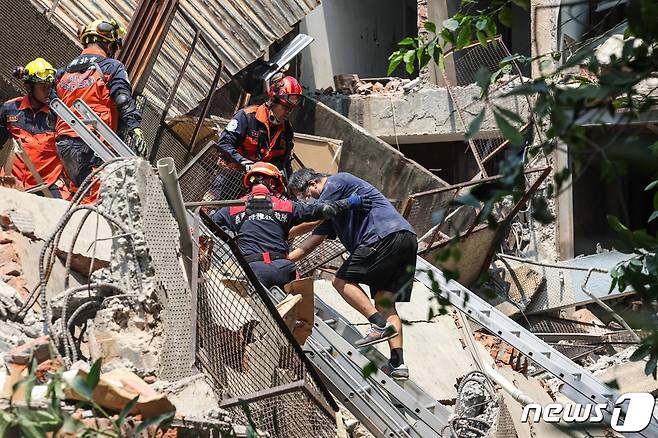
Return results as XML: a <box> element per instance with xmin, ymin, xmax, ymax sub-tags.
<box><xmin>0</xmin><ymin>162</ymin><xmax>249</xmax><ymax>437</ymax></box>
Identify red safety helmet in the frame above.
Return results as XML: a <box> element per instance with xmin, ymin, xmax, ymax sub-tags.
<box><xmin>268</xmin><ymin>75</ymin><xmax>303</xmax><ymax>108</ymax></box>
<box><xmin>243</xmin><ymin>162</ymin><xmax>285</xmax><ymax>195</ymax></box>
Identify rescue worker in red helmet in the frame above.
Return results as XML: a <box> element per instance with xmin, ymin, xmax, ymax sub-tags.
<box><xmin>209</xmin><ymin>75</ymin><xmax>302</xmax><ymax>200</ymax></box>
<box><xmin>0</xmin><ymin>58</ymin><xmax>70</xmax><ymax>199</ymax></box>
<box><xmin>53</xmin><ymin>18</ymin><xmax>145</xmax><ymax>190</ymax></box>
<box><xmin>211</xmin><ymin>162</ymin><xmax>371</xmax><ymax>289</ymax></box>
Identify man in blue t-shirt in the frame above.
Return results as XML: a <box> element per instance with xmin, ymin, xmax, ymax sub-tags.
<box><xmin>288</xmin><ymin>169</ymin><xmax>417</xmax><ymax>380</ymax></box>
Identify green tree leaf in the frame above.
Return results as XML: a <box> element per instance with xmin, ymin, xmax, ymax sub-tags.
<box><xmin>387</xmin><ymin>52</ymin><xmax>404</xmax><ymax>75</ymax></box>
<box><xmin>86</xmin><ymin>360</ymin><xmax>102</xmax><ymax>390</ymax></box>
<box><xmin>495</xmin><ymin>106</ymin><xmax>524</xmax><ymax>124</ymax></box>
<box><xmin>457</xmin><ymin>26</ymin><xmax>472</xmax><ymax>49</ymax></box>
<box><xmin>133</xmin><ymin>411</ymin><xmax>175</xmax><ymax>436</ymax></box>
<box><xmin>0</xmin><ymin>411</ymin><xmax>15</xmax><ymax>437</ymax></box>
<box><xmin>476</xmin><ymin>30</ymin><xmax>488</xmax><ymax>47</ymax></box>
<box><xmin>118</xmin><ymin>396</ymin><xmax>139</xmax><ymax>426</ymax></box>
<box><xmin>465</xmin><ymin>109</ymin><xmax>486</xmax><ymax>140</ymax></box>
<box><xmin>398</xmin><ymin>37</ymin><xmax>415</xmax><ymax>46</ymax></box>
<box><xmin>511</xmin><ymin>0</ymin><xmax>530</xmax><ymax>11</ymax></box>
<box><xmin>493</xmin><ymin>109</ymin><xmax>523</xmax><ymax>145</ymax></box>
<box><xmin>607</xmin><ymin>215</ymin><xmax>629</xmax><ymax>233</ymax></box>
<box><xmin>443</xmin><ymin>18</ymin><xmax>459</xmax><ymax>31</ymax></box>
<box><xmin>498</xmin><ymin>7</ymin><xmax>512</xmax><ymax>27</ymax></box>
<box><xmin>362</xmin><ymin>361</ymin><xmax>377</xmax><ymax>378</ymax></box>
<box><xmin>70</xmin><ymin>375</ymin><xmax>93</xmax><ymax>401</ymax></box>
<box><xmin>424</xmin><ymin>21</ymin><xmax>437</xmax><ymax>33</ymax></box>
<box><xmin>436</xmin><ymin>51</ymin><xmax>445</xmax><ymax>71</ymax></box>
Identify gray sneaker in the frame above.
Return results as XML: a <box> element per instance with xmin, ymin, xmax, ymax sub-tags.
<box><xmin>354</xmin><ymin>322</ymin><xmax>398</xmax><ymax>348</ymax></box>
<box><xmin>382</xmin><ymin>362</ymin><xmax>409</xmax><ymax>381</ymax></box>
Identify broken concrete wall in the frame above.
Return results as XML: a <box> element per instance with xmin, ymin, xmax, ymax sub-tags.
<box><xmin>93</xmin><ymin>159</ymin><xmax>195</xmax><ymax>381</ymax></box>
<box><xmin>290</xmin><ymin>97</ymin><xmax>448</xmax><ymax>204</ymax></box>
<box><xmin>316</xmin><ymin>84</ymin><xmax>531</xmax><ymax>143</ymax></box>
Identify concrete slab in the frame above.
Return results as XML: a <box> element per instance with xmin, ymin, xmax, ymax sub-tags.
<box><xmin>594</xmin><ymin>360</ymin><xmax>658</xmax><ymax>395</ymax></box>
<box><xmin>290</xmin><ymin>98</ymin><xmax>448</xmax><ymax>207</ymax></box>
<box><xmin>511</xmin><ymin>251</ymin><xmax>636</xmax><ymax>314</ymax></box>
<box><xmin>317</xmin><ymin>85</ymin><xmax>530</xmax><ymax>144</ymax></box>
<box><xmin>0</xmin><ymin>187</ymin><xmax>112</xmax><ymax>269</ymax></box>
<box><xmin>314</xmin><ymin>279</ymin><xmax>479</xmax><ymax>401</ymax></box>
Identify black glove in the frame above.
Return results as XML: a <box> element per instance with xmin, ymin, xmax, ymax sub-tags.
<box><xmin>320</xmin><ymin>195</ymin><xmax>372</xmax><ymax>218</ymax></box>
<box><xmin>129</xmin><ymin>127</ymin><xmax>147</xmax><ymax>158</ymax></box>
<box><xmin>240</xmin><ymin>159</ymin><xmax>255</xmax><ymax>171</ymax></box>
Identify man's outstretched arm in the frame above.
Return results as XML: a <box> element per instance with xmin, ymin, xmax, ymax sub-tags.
<box><xmin>288</xmin><ymin>234</ymin><xmax>327</xmax><ymax>262</ymax></box>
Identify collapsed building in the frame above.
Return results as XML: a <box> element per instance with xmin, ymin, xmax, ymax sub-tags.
<box><xmin>1</xmin><ymin>0</ymin><xmax>658</xmax><ymax>437</ymax></box>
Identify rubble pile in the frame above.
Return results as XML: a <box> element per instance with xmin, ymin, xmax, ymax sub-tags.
<box><xmin>0</xmin><ymin>161</ymin><xmax>248</xmax><ymax>437</ymax></box>
<box><xmin>319</xmin><ymin>74</ymin><xmax>418</xmax><ymax>96</ymax></box>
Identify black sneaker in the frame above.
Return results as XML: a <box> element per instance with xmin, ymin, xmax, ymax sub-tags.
<box><xmin>381</xmin><ymin>362</ymin><xmax>409</xmax><ymax>381</ymax></box>
<box><xmin>354</xmin><ymin>322</ymin><xmax>398</xmax><ymax>348</ymax></box>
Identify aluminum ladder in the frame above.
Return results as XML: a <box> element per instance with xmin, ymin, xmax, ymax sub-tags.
<box><xmin>267</xmin><ymin>286</ymin><xmax>452</xmax><ymax>438</ymax></box>
<box><xmin>416</xmin><ymin>257</ymin><xmax>658</xmax><ymax>437</ymax></box>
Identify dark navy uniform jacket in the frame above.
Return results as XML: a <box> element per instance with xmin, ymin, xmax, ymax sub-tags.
<box><xmin>214</xmin><ymin>104</ymin><xmax>294</xmax><ymax>178</ymax></box>
<box><xmin>54</xmin><ymin>46</ymin><xmax>141</xmax><ymax>138</ymax></box>
<box><xmin>212</xmin><ymin>185</ymin><xmax>321</xmax><ymax>257</ymax></box>
<box><xmin>313</xmin><ymin>173</ymin><xmax>416</xmax><ymax>252</ymax></box>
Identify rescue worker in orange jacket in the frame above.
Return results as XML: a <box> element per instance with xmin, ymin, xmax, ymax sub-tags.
<box><xmin>0</xmin><ymin>58</ymin><xmax>69</xmax><ymax>198</ymax></box>
<box><xmin>211</xmin><ymin>162</ymin><xmax>371</xmax><ymax>288</ymax></box>
<box><xmin>208</xmin><ymin>75</ymin><xmax>302</xmax><ymax>200</ymax></box>
<box><xmin>53</xmin><ymin>18</ymin><xmax>145</xmax><ymax>188</ymax></box>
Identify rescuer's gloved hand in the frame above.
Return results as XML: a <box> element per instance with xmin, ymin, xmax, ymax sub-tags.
<box><xmin>347</xmin><ymin>194</ymin><xmax>372</xmax><ymax>212</ymax></box>
<box><xmin>240</xmin><ymin>159</ymin><xmax>255</xmax><ymax>171</ymax></box>
<box><xmin>321</xmin><ymin>195</ymin><xmax>372</xmax><ymax>218</ymax></box>
<box><xmin>129</xmin><ymin>128</ymin><xmax>147</xmax><ymax>158</ymax></box>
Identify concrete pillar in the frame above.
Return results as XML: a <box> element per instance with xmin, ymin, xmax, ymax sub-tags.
<box><xmin>555</xmin><ymin>141</ymin><xmax>574</xmax><ymax>260</ymax></box>
<box><xmin>530</xmin><ymin>0</ymin><xmax>560</xmax><ymax>78</ymax></box>
<box><xmin>418</xmin><ymin>0</ymin><xmax>456</xmax><ymax>86</ymax></box>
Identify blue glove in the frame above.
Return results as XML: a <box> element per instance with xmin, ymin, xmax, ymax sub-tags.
<box><xmin>347</xmin><ymin>194</ymin><xmax>362</xmax><ymax>207</ymax></box>
<box><xmin>347</xmin><ymin>195</ymin><xmax>372</xmax><ymax>212</ymax></box>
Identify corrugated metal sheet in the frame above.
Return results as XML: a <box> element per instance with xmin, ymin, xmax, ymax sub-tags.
<box><xmin>31</xmin><ymin>0</ymin><xmax>319</xmax><ymax>113</ymax></box>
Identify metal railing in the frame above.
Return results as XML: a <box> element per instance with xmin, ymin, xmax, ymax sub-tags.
<box><xmin>192</xmin><ymin>212</ymin><xmax>338</xmax><ymax>437</ymax></box>
<box><xmin>442</xmin><ymin>37</ymin><xmax>542</xmax><ymax>177</ymax></box>
<box><xmin>402</xmin><ymin>166</ymin><xmax>551</xmax><ymax>254</ymax></box>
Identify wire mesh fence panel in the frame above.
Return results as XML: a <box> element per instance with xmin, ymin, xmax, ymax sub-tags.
<box><xmin>290</xmin><ymin>233</ymin><xmax>347</xmax><ymax>278</ymax></box>
<box><xmin>404</xmin><ymin>190</ymin><xmax>457</xmax><ymax>238</ymax></box>
<box><xmin>449</xmin><ymin>38</ymin><xmax>515</xmax><ymax>87</ymax></box>
<box><xmin>443</xmin><ymin>38</ymin><xmax>531</xmax><ymax>169</ymax></box>
<box><xmin>177</xmin><ymin>144</ymin><xmax>246</xmax><ymax>202</ymax></box>
<box><xmin>195</xmin><ymin>216</ymin><xmax>337</xmax><ymax>437</ymax></box>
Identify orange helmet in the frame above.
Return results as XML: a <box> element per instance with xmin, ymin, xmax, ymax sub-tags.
<box><xmin>243</xmin><ymin>162</ymin><xmax>285</xmax><ymax>194</ymax></box>
<box><xmin>268</xmin><ymin>75</ymin><xmax>302</xmax><ymax>108</ymax></box>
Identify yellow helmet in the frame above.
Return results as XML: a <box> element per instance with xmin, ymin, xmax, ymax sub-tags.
<box><xmin>78</xmin><ymin>18</ymin><xmax>126</xmax><ymax>46</ymax></box>
<box><xmin>16</xmin><ymin>58</ymin><xmax>56</xmax><ymax>83</ymax></box>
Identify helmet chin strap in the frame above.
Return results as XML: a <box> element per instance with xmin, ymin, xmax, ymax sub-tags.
<box><xmin>268</xmin><ymin>107</ymin><xmax>282</xmax><ymax>125</ymax></box>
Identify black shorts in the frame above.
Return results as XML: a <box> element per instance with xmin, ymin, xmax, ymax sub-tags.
<box><xmin>336</xmin><ymin>231</ymin><xmax>417</xmax><ymax>302</ymax></box>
